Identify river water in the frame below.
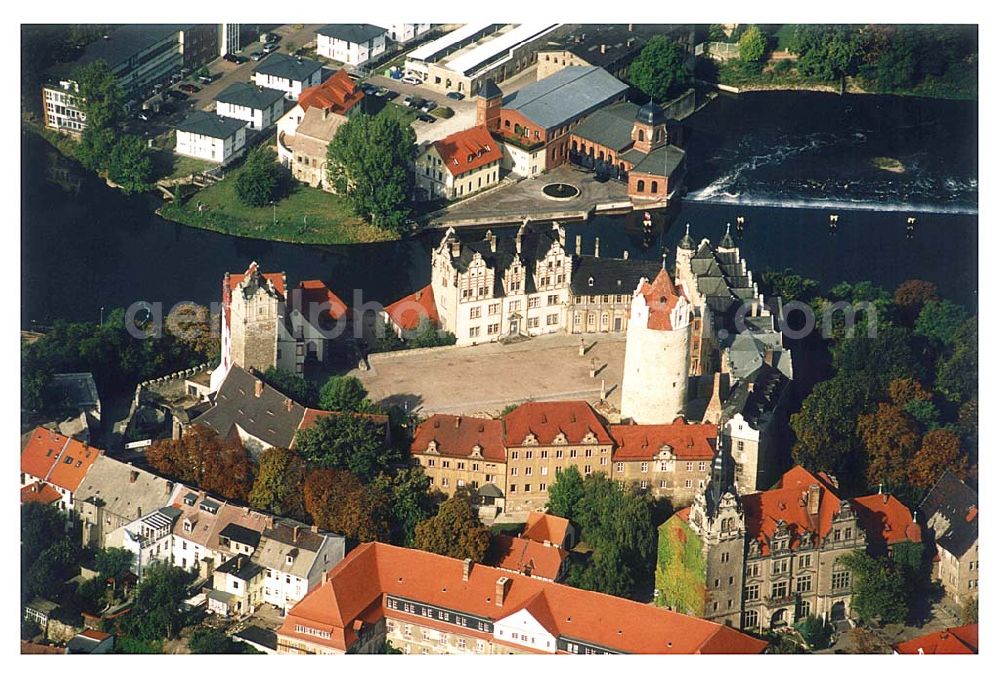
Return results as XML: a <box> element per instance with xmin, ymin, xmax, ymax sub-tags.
<box><xmin>21</xmin><ymin>91</ymin><xmax>977</xmax><ymax>328</ymax></box>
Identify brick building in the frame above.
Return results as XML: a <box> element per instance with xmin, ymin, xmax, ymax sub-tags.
<box><xmin>414</xmin><ymin>124</ymin><xmax>503</xmax><ymax>201</ymax></box>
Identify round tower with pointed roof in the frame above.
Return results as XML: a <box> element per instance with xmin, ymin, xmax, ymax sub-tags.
<box><xmin>620</xmin><ymin>266</ymin><xmax>692</xmax><ymax>424</ymax></box>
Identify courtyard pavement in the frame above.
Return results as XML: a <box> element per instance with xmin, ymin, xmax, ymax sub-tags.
<box><xmin>348</xmin><ymin>332</ymin><xmax>627</xmax><ymax>417</ymax></box>
<box><xmin>428</xmin><ymin>164</ymin><xmax>632</xmax><ymax>226</ymax></box>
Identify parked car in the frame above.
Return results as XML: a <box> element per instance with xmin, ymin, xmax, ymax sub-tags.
<box><xmin>383</xmin><ymin>90</ymin><xmax>399</xmax><ymax>101</ymax></box>
<box><xmin>250</xmin><ymin>51</ymin><xmax>264</xmax><ymax>61</ymax></box>
<box><xmin>223</xmin><ymin>53</ymin><xmax>247</xmax><ymax>64</ymax></box>
<box><xmin>170</xmin><ymin>73</ymin><xmax>183</xmax><ymax>85</ymax></box>
<box><xmin>262</xmin><ymin>42</ymin><xmax>279</xmax><ymax>54</ymax></box>
<box><xmin>198</xmin><ymin>74</ymin><xmax>215</xmax><ymax>84</ymax></box>
<box><xmin>137</xmin><ymin>111</ymin><xmax>150</xmax><ymax>122</ymax></box>
<box><xmin>401</xmin><ymin>95</ymin><xmax>413</xmax><ymax>107</ymax></box>
<box><xmin>180</xmin><ymin>83</ymin><xmax>201</xmax><ymax>93</ymax></box>
<box><xmin>401</xmin><ymin>75</ymin><xmax>422</xmax><ymax>86</ymax></box>
<box><xmin>420</xmin><ymin>100</ymin><xmax>438</xmax><ymax>113</ymax></box>
<box><xmin>446</xmin><ymin>91</ymin><xmax>465</xmax><ymax>101</ymax></box>
<box><xmin>408</xmin><ymin>97</ymin><xmax>425</xmax><ymax>109</ymax></box>
<box><xmin>417</xmin><ymin>114</ymin><xmax>436</xmax><ymax>123</ymax></box>
<box><xmin>166</xmin><ymin>90</ymin><xmax>189</xmax><ymax>101</ymax></box>
<box><xmin>180</xmin><ymin>67</ymin><xmax>192</xmax><ymax>76</ymax></box>
<box><xmin>360</xmin><ymin>83</ymin><xmax>378</xmax><ymax>95</ymax></box>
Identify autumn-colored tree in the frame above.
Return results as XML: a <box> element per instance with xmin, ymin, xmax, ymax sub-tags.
<box><xmin>248</xmin><ymin>448</ymin><xmax>308</xmax><ymax>520</ymax></box>
<box><xmin>856</xmin><ymin>403</ymin><xmax>920</xmax><ymax>489</ymax></box>
<box><xmin>165</xmin><ymin>303</ymin><xmax>219</xmax><ymax>363</ymax></box>
<box><xmin>412</xmin><ymin>496</ymin><xmax>490</xmax><ymax>563</ymax></box>
<box><xmin>893</xmin><ymin>280</ymin><xmax>939</xmax><ymax>325</ymax></box>
<box><xmin>303</xmin><ymin>469</ymin><xmax>390</xmax><ymax>542</ymax></box>
<box><xmin>887</xmin><ymin>378</ymin><xmax>932</xmax><ymax>407</ymax></box>
<box><xmin>146</xmin><ymin>425</ymin><xmax>253</xmax><ymax>501</ymax></box>
<box><xmin>909</xmin><ymin>428</ymin><xmax>969</xmax><ymax>490</ymax></box>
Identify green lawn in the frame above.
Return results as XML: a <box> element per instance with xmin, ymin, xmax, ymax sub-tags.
<box><xmin>158</xmin><ymin>178</ymin><xmax>398</xmax><ymax>245</ymax></box>
<box><xmin>151</xmin><ymin>149</ymin><xmax>217</xmax><ymax>182</ymax></box>
<box><xmin>773</xmin><ymin>24</ymin><xmax>797</xmax><ymax>52</ymax></box>
<box><xmin>377</xmin><ymin>101</ymin><xmax>418</xmax><ymax>126</ymax></box>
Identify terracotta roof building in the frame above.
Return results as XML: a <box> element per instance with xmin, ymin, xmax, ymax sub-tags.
<box><xmin>415</xmin><ymin>125</ymin><xmax>503</xmax><ymax>201</ymax></box>
<box><xmin>488</xmin><ymin>534</ymin><xmax>569</xmax><ymax>582</ymax></box>
<box><xmin>276</xmin><ymin>542</ymin><xmax>768</xmax><ymax>654</ymax></box>
<box><xmin>521</xmin><ymin>512</ymin><xmax>573</xmax><ymax>549</ymax></box>
<box><xmin>381</xmin><ymin>284</ymin><xmax>440</xmax><ymax>337</ymax></box>
<box><xmin>20</xmin><ymin>427</ymin><xmax>102</xmax><ymax>515</ymax></box>
<box><xmin>894</xmin><ymin>624</ymin><xmax>978</xmax><ymax>654</ymax></box>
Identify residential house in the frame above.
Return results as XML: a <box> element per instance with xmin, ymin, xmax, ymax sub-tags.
<box><xmin>20</xmin><ymin>426</ymin><xmax>102</xmax><ymax>516</ymax></box>
<box><xmin>75</xmin><ymin>455</ymin><xmax>178</xmax><ymax>549</ymax></box>
<box><xmin>253</xmin><ymin>53</ymin><xmax>323</xmax><ymax>100</ymax></box>
<box><xmin>275</xmin><ymin>542</ymin><xmax>768</xmax><ymax>654</ymax></box>
<box><xmin>919</xmin><ymin>471</ymin><xmax>979</xmax><ymax>604</ymax></box>
<box><xmin>66</xmin><ymin>629</ymin><xmax>115</xmax><ymax>654</ymax></box>
<box><xmin>316</xmin><ymin>24</ymin><xmax>388</xmax><ymax>66</ymax></box>
<box><xmin>175</xmin><ymin>111</ymin><xmax>247</xmax><ymax>164</ymax></box>
<box><xmin>487</xmin><ymin>513</ymin><xmax>575</xmax><ymax>582</ymax></box>
<box><xmin>381</xmin><ymin>284</ymin><xmax>440</xmax><ymax>339</ymax></box>
<box><xmin>894</xmin><ymin>625</ymin><xmax>978</xmax><ymax>654</ymax></box>
<box><xmin>388</xmin><ymin>23</ymin><xmax>432</xmax><ymax>44</ymax></box>
<box><xmin>169</xmin><ymin>489</ymin><xmax>271</xmax><ymax>573</ymax></box>
<box><xmin>276</xmin><ymin>70</ymin><xmax>365</xmax><ymax>189</ymax></box>
<box><xmin>477</xmin><ymin>66</ymin><xmax>628</xmax><ymax>178</ymax></box>
<box><xmin>215</xmin><ymin>82</ymin><xmax>286</xmax><ymax>131</ymax></box>
<box><xmin>118</xmin><ymin>506</ymin><xmax>182</xmax><ymax>580</ymax></box>
<box><xmin>255</xmin><ymin>519</ymin><xmax>346</xmax><ymax>612</ymax></box>
<box><xmin>567</xmin><ymin>252</ymin><xmax>662</xmax><ymax>335</ymax></box>
<box><xmin>209</xmin><ymin>553</ymin><xmax>265</xmax><ymax>617</ymax></box>
<box><xmin>414</xmin><ymin>124</ymin><xmax>503</xmax><ymax>201</ymax></box>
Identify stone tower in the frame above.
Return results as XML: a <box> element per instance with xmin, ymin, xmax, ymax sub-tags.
<box><xmin>476</xmin><ymin>79</ymin><xmax>503</xmax><ymax>133</ymax></box>
<box><xmin>620</xmin><ymin>265</ymin><xmax>691</xmax><ymax>423</ymax></box>
<box><xmin>229</xmin><ymin>263</ymin><xmax>284</xmax><ymax>375</ymax></box>
<box><xmin>631</xmin><ymin>99</ymin><xmax>667</xmax><ymax>154</ymax></box>
<box><xmin>688</xmin><ymin>443</ymin><xmax>746</xmax><ymax>628</ymax></box>
<box><xmin>675</xmin><ymin>223</ymin><xmax>696</xmax><ymax>292</ymax></box>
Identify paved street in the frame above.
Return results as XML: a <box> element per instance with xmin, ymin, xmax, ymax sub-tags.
<box><xmin>349</xmin><ymin>332</ymin><xmax>627</xmax><ymax>417</ymax></box>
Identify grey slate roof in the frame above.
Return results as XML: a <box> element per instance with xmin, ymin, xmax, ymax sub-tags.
<box><xmin>721</xmin><ymin>363</ymin><xmax>788</xmax><ymax>429</ymax></box>
<box><xmin>219</xmin><ymin>523</ymin><xmax>263</xmax><ymax>549</ymax></box>
<box><xmin>234</xmin><ymin>626</ymin><xmax>278</xmax><ymax>651</ymax></box>
<box><xmin>176</xmin><ymin>110</ymin><xmax>246</xmax><ymax>139</ymax></box>
<box><xmin>253</xmin><ymin>52</ymin><xmax>322</xmax><ymax>82</ymax></box>
<box><xmin>52</xmin><ymin>372</ymin><xmax>100</xmax><ymax>408</ymax></box>
<box><xmin>628</xmin><ymin>144</ymin><xmax>686</xmax><ymax>176</ymax></box>
<box><xmin>215</xmin><ymin>82</ymin><xmax>286</xmax><ymax>111</ymax></box>
<box><xmin>253</xmin><ymin>519</ymin><xmax>342</xmax><ymax>579</ymax></box>
<box><xmin>216</xmin><ymin>553</ymin><xmax>262</xmax><ymax>581</ymax></box>
<box><xmin>571</xmin><ymin>101</ymin><xmax>638</xmax><ymax>151</ymax></box>
<box><xmin>75</xmin><ymin>25</ymin><xmax>187</xmax><ymax>70</ymax></box>
<box><xmin>192</xmin><ymin>365</ymin><xmax>307</xmax><ymax>450</ymax></box>
<box><xmin>317</xmin><ymin>24</ymin><xmax>387</xmax><ymax>44</ymax></box>
<box><xmin>445</xmin><ymin>223</ymin><xmax>565</xmax><ymax>297</ymax></box>
<box><xmin>919</xmin><ymin>471</ymin><xmax>978</xmax><ymax>558</ymax></box>
<box><xmin>570</xmin><ymin>255</ymin><xmax>663</xmax><ymax>296</ymax></box>
<box><xmin>480</xmin><ymin>79</ymin><xmax>503</xmax><ymax>99</ymax></box>
<box><xmin>75</xmin><ymin>456</ymin><xmax>175</xmax><ymax>522</ymax></box>
<box><xmin>502</xmin><ymin>66</ymin><xmax>628</xmax><ymax>130</ymax></box>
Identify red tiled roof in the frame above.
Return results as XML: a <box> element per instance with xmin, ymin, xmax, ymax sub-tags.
<box><xmin>384</xmin><ymin>284</ymin><xmax>438</xmax><ymax>332</ymax></box>
<box><xmin>610</xmin><ymin>420</ymin><xmax>717</xmax><ymax>461</ymax></box>
<box><xmin>639</xmin><ymin>268</ymin><xmax>686</xmax><ymax>330</ymax></box>
<box><xmin>741</xmin><ymin>466</ymin><xmax>841</xmax><ymax>556</ymax></box>
<box><xmin>278</xmin><ymin>542</ymin><xmax>768</xmax><ymax>654</ymax></box>
<box><xmin>853</xmin><ymin>493</ymin><xmax>922</xmax><ymax>547</ymax></box>
<box><xmin>21</xmin><ymin>427</ymin><xmax>101</xmax><ymax>493</ymax></box>
<box><xmin>522</xmin><ymin>512</ymin><xmax>570</xmax><ymax>547</ymax></box>
<box><xmin>410</xmin><ymin>414</ymin><xmax>505</xmax><ymax>461</ymax></box>
<box><xmin>296</xmin><ymin>280</ymin><xmax>348</xmax><ymax>323</ymax></box>
<box><xmin>20</xmin><ymin>641</ymin><xmax>64</xmax><ymax>655</ymax></box>
<box><xmin>298</xmin><ymin>69</ymin><xmax>364</xmax><ymax>115</ymax></box>
<box><xmin>21</xmin><ymin>482</ymin><xmax>62</xmax><ymax>505</ymax></box>
<box><xmin>79</xmin><ymin>629</ymin><xmax>111</xmax><ymax>641</ymax></box>
<box><xmin>433</xmin><ymin>125</ymin><xmax>502</xmax><ymax>178</ymax></box>
<box><xmin>503</xmin><ymin>401</ymin><xmax>613</xmax><ymax>447</ymax></box>
<box><xmin>490</xmin><ymin>534</ymin><xmax>567</xmax><ymax>581</ymax></box>
<box><xmin>895</xmin><ymin>625</ymin><xmax>978</xmax><ymax>654</ymax></box>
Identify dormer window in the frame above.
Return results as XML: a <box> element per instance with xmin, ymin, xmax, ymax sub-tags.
<box><xmin>467</xmin><ymin>153</ymin><xmax>474</xmax><ymax>162</ymax></box>
<box><xmin>588</xmin><ymin>277</ymin><xmax>594</xmax><ymax>287</ymax></box>
<box><xmin>286</xmin><ymin>554</ymin><xmax>294</xmax><ymax>565</ymax></box>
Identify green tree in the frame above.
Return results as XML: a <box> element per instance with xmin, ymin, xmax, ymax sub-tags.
<box><xmin>935</xmin><ymin>317</ymin><xmax>977</xmax><ymax>404</ymax></box>
<box><xmin>893</xmin><ymin>279</ymin><xmax>939</xmax><ymax>325</ymax></box>
<box><xmin>95</xmin><ymin>547</ymin><xmax>134</xmax><ymax>581</ymax></box>
<box><xmin>565</xmin><ymin>546</ymin><xmax>633</xmax><ymax>597</ymax></box>
<box><xmin>840</xmin><ymin>552</ymin><xmax>909</xmax><ymax>625</ymax></box>
<box><xmin>295</xmin><ymin>412</ymin><xmax>398</xmax><ymax>482</ymax></box>
<box><xmin>261</xmin><ymin>366</ymin><xmax>319</xmax><ymax>407</ymax></box>
<box><xmin>371</xmin><ymin>467</ymin><xmax>435</xmax><ymax>546</ymax></box>
<box><xmin>318</xmin><ymin>375</ymin><xmax>371</xmax><ymax>412</ymax></box>
<box><xmin>760</xmin><ymin>268</ymin><xmax>820</xmax><ymax>303</ymax></box>
<box><xmin>788</xmin><ymin>25</ymin><xmax>862</xmax><ymax>80</ymax></box>
<box><xmin>73</xmin><ymin>59</ymin><xmax>123</xmax><ymax>130</ymax></box>
<box><xmin>413</xmin><ymin>495</ymin><xmax>490</xmax><ymax>562</ymax></box>
<box><xmin>107</xmin><ymin>135</ymin><xmax>154</xmax><ymax>194</ymax></box>
<box><xmin>546</xmin><ymin>464</ymin><xmax>585</xmax><ymax>520</ymax></box>
<box><xmin>628</xmin><ymin>36</ymin><xmax>691</xmax><ymax>102</ymax></box>
<box><xmin>915</xmin><ymin>299</ymin><xmax>968</xmax><ymax>346</ymax></box>
<box><xmin>326</xmin><ymin>112</ymin><xmax>416</xmax><ymax>233</ymax></box>
<box><xmin>739</xmin><ymin>25</ymin><xmax>768</xmax><ymax>63</ymax></box>
<box><xmin>794</xmin><ymin>615</ymin><xmax>833</xmax><ymax>650</ymax></box>
<box><xmin>408</xmin><ymin>317</ymin><xmax>457</xmax><ymax>348</ymax></box>
<box><xmin>119</xmin><ymin>562</ymin><xmax>191</xmax><ymax>641</ymax></box>
<box><xmin>235</xmin><ymin>146</ymin><xmax>284</xmax><ymax>208</ymax></box>
<box><xmin>248</xmin><ymin>447</ymin><xmax>308</xmax><ymax>520</ymax></box>
<box><xmin>77</xmin><ymin>126</ymin><xmax>117</xmax><ymax>173</ymax></box>
<box><xmin>791</xmin><ymin>376</ymin><xmax>876</xmax><ymax>479</ymax></box>
<box><xmin>21</xmin><ymin>503</ymin><xmax>67</xmax><ymax>563</ymax></box>
<box><xmin>188</xmin><ymin>628</ymin><xmax>261</xmax><ymax>654</ymax></box>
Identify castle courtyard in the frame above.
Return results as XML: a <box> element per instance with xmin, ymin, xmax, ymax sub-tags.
<box><xmin>349</xmin><ymin>333</ymin><xmax>628</xmax><ymax>417</ymax></box>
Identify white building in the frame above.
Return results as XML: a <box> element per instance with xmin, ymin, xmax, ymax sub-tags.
<box><xmin>214</xmin><ymin>82</ymin><xmax>286</xmax><ymax>131</ymax></box>
<box><xmin>118</xmin><ymin>507</ymin><xmax>181</xmax><ymax>580</ymax></box>
<box><xmin>253</xmin><ymin>53</ymin><xmax>324</xmax><ymax>100</ymax></box>
<box><xmin>388</xmin><ymin>23</ymin><xmax>432</xmax><ymax>44</ymax></box>
<box><xmin>414</xmin><ymin>124</ymin><xmax>503</xmax><ymax>201</ymax></box>
<box><xmin>42</xmin><ymin>81</ymin><xmax>86</xmax><ymax>136</ymax></box>
<box><xmin>316</xmin><ymin>24</ymin><xmax>388</xmax><ymax>66</ymax></box>
<box><xmin>175</xmin><ymin>111</ymin><xmax>247</xmax><ymax>164</ymax></box>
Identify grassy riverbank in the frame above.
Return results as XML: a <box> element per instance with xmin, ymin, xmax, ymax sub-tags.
<box><xmin>158</xmin><ymin>178</ymin><xmax>398</xmax><ymax>245</ymax></box>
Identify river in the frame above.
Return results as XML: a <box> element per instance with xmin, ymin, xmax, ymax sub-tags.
<box><xmin>20</xmin><ymin>91</ymin><xmax>977</xmax><ymax>329</ymax></box>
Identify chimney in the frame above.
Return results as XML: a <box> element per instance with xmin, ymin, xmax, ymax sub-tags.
<box><xmin>129</xmin><ymin>470</ymin><xmax>139</xmax><ymax>484</ymax></box>
<box><xmin>293</xmin><ymin>524</ymin><xmax>301</xmax><ymax>541</ymax></box>
<box><xmin>747</xmin><ymin>381</ymin><xmax>755</xmax><ymax>393</ymax></box>
<box><xmin>763</xmin><ymin>350</ymin><xmax>776</xmax><ymax>367</ymax></box>
<box><xmin>623</xmin><ymin>250</ymin><xmax>629</xmax><ymax>260</ymax></box>
<box><xmin>455</xmin><ymin>417</ymin><xmax>461</xmax><ymax>428</ymax></box>
<box><xmin>807</xmin><ymin>484</ymin><xmax>821</xmax><ymax>516</ymax></box>
<box><xmin>883</xmin><ymin>493</ymin><xmax>889</xmax><ymax>505</ymax></box>
<box><xmin>495</xmin><ymin>576</ymin><xmax>511</xmax><ymax>607</ymax></box>
<box><xmin>600</xmin><ymin>44</ymin><xmax>606</xmax><ymax>55</ymax></box>
<box><xmin>516</xmin><ymin>221</ymin><xmax>526</xmax><ymax>254</ymax></box>
<box><xmin>450</xmin><ymin>238</ymin><xmax>461</xmax><ymax>257</ymax></box>
<box><xmin>966</xmin><ymin>506</ymin><xmax>978</xmax><ymax>522</ymax></box>
<box><xmin>575</xmin><ymin>234</ymin><xmax>582</xmax><ymax>256</ymax></box>
<box><xmin>236</xmin><ymin>557</ymin><xmax>242</xmax><ymax>572</ymax></box>
<box><xmin>594</xmin><ymin>237</ymin><xmax>600</xmax><ymax>258</ymax></box>
<box><xmin>165</xmin><ymin>481</ymin><xmax>174</xmax><ymax>495</ymax></box>
<box><xmin>415</xmin><ymin>289</ymin><xmax>422</xmax><ymax>301</ymax></box>
<box><xmin>285</xmin><ymin>397</ymin><xmax>294</xmax><ymax>412</ymax></box>
<box><xmin>255</xmin><ymin>379</ymin><xmax>264</xmax><ymax>397</ymax></box>
<box><xmin>311</xmin><ymin>524</ymin><xmax>319</xmax><ymax>533</ymax></box>
<box><xmin>628</xmin><ymin>24</ymin><xmax>634</xmax><ymax>32</ymax></box>
<box><xmin>462</xmin><ymin>558</ymin><xmax>473</xmax><ymax>581</ymax></box>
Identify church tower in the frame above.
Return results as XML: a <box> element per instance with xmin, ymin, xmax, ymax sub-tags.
<box><xmin>688</xmin><ymin>442</ymin><xmax>746</xmax><ymax>628</ymax></box>
<box><xmin>675</xmin><ymin>223</ymin><xmax>696</xmax><ymax>292</ymax></box>
<box><xmin>228</xmin><ymin>263</ymin><xmax>283</xmax><ymax>376</ymax></box>
<box><xmin>631</xmin><ymin>99</ymin><xmax>668</xmax><ymax>154</ymax></box>
<box><xmin>620</xmin><ymin>264</ymin><xmax>691</xmax><ymax>423</ymax></box>
<box><xmin>476</xmin><ymin>79</ymin><xmax>503</xmax><ymax>133</ymax></box>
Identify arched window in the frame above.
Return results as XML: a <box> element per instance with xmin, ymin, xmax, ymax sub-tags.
<box><xmin>638</xmin><ymin>129</ymin><xmax>645</xmax><ymax>142</ymax></box>
<box><xmin>572</xmin><ymin>140</ymin><xmax>578</xmax><ymax>152</ymax></box>
<box><xmin>598</xmin><ymin>151</ymin><xmax>605</xmax><ymax>162</ymax></box>
<box><xmin>637</xmin><ymin>179</ymin><xmax>645</xmax><ymax>192</ymax></box>
<box><xmin>514</xmin><ymin>123</ymin><xmax>522</xmax><ymax>135</ymax></box>
<box><xmin>655</xmin><ymin>129</ymin><xmax>662</xmax><ymax>142</ymax></box>
<box><xmin>651</xmin><ymin>181</ymin><xmax>659</xmax><ymax>193</ymax></box>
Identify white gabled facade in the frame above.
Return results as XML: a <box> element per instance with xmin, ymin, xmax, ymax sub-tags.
<box><xmin>253</xmin><ymin>69</ymin><xmax>323</xmax><ymax>100</ymax></box>
<box><xmin>175</xmin><ymin>124</ymin><xmax>246</xmax><ymax>164</ymax></box>
<box><xmin>492</xmin><ymin>606</ymin><xmax>558</xmax><ymax>653</ymax></box>
<box><xmin>216</xmin><ymin>97</ymin><xmax>284</xmax><ymax>131</ymax></box>
<box><xmin>316</xmin><ymin>30</ymin><xmax>387</xmax><ymax>65</ymax></box>
<box><xmin>389</xmin><ymin>24</ymin><xmax>431</xmax><ymax>44</ymax></box>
